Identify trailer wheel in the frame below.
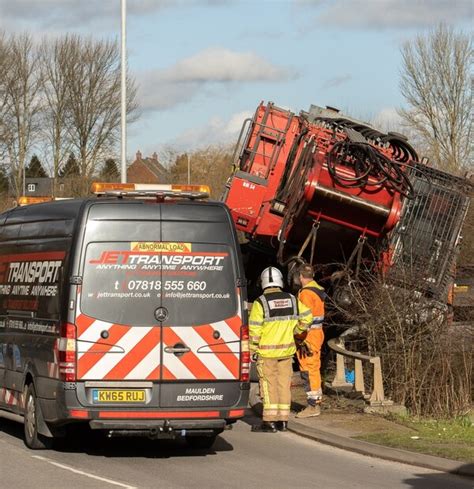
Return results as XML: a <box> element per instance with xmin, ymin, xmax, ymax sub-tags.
<box><xmin>185</xmin><ymin>434</ymin><xmax>217</xmax><ymax>449</ymax></box>
<box><xmin>24</xmin><ymin>383</ymin><xmax>52</xmax><ymax>450</ymax></box>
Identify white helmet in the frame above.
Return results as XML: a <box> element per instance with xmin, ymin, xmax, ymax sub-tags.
<box><xmin>260</xmin><ymin>267</ymin><xmax>284</xmax><ymax>289</ymax></box>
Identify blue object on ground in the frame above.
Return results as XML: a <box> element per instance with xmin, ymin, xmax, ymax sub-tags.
<box><xmin>345</xmin><ymin>369</ymin><xmax>355</xmax><ymax>383</ymax></box>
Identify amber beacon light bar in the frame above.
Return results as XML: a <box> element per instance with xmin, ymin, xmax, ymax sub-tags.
<box><xmin>90</xmin><ymin>182</ymin><xmax>211</xmax><ymax>200</ymax></box>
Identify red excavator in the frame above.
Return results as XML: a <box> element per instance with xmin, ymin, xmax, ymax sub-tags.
<box><xmin>223</xmin><ymin>101</ymin><xmax>472</xmax><ymax>305</ymax></box>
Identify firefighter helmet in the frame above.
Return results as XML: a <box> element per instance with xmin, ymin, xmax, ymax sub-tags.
<box><xmin>261</xmin><ymin>267</ymin><xmax>284</xmax><ymax>289</ymax></box>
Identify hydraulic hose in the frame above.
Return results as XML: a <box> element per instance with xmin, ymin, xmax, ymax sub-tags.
<box><xmin>277</xmin><ymin>138</ymin><xmax>316</xmax><ymax>263</ymax></box>
<box><xmin>326</xmin><ymin>140</ymin><xmax>415</xmax><ymax>198</ymax></box>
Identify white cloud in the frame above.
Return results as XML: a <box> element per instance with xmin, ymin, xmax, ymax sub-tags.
<box><xmin>0</xmin><ymin>0</ymin><xmax>171</xmax><ymax>29</ymax></box>
<box><xmin>139</xmin><ymin>79</ymin><xmax>199</xmax><ymax>111</ymax></box>
<box><xmin>161</xmin><ymin>48</ymin><xmax>294</xmax><ymax>83</ymax></box>
<box><xmin>2</xmin><ymin>0</ymin><xmax>471</xmax><ymax>32</ymax></box>
<box><xmin>167</xmin><ymin>110</ymin><xmax>253</xmax><ymax>150</ymax></box>
<box><xmin>317</xmin><ymin>0</ymin><xmax>473</xmax><ymax>29</ymax></box>
<box><xmin>0</xmin><ymin>0</ymin><xmax>233</xmax><ymax>31</ymax></box>
<box><xmin>138</xmin><ymin>48</ymin><xmax>296</xmax><ymax>111</ymax></box>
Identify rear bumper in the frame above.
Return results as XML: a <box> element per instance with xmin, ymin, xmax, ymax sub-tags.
<box><xmin>89</xmin><ymin>419</ymin><xmax>227</xmax><ymax>431</ymax></box>
<box><xmin>39</xmin><ymin>381</ymin><xmax>250</xmax><ymax>429</ymax></box>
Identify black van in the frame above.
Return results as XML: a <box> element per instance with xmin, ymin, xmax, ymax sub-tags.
<box><xmin>0</xmin><ymin>187</ymin><xmax>250</xmax><ymax>449</ymax></box>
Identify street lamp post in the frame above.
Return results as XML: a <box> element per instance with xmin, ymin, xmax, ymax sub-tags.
<box><xmin>22</xmin><ymin>163</ymin><xmax>26</xmax><ymax>196</ymax></box>
<box><xmin>120</xmin><ymin>0</ymin><xmax>127</xmax><ymax>183</ymax></box>
<box><xmin>187</xmin><ymin>154</ymin><xmax>190</xmax><ymax>184</ymax></box>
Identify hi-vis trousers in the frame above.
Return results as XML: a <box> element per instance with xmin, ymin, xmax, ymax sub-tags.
<box><xmin>297</xmin><ymin>328</ymin><xmax>324</xmax><ymax>406</ymax></box>
<box><xmin>256</xmin><ymin>356</ymin><xmax>292</xmax><ymax>422</ymax></box>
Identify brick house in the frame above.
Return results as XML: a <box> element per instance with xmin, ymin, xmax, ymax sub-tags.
<box><xmin>127</xmin><ymin>151</ymin><xmax>169</xmax><ymax>184</ymax></box>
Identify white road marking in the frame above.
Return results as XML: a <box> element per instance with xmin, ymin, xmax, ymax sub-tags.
<box><xmin>31</xmin><ymin>455</ymin><xmax>137</xmax><ymax>489</ymax></box>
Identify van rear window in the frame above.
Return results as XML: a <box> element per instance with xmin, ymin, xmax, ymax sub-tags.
<box><xmin>81</xmin><ymin>242</ymin><xmax>237</xmax><ymax>326</ymax></box>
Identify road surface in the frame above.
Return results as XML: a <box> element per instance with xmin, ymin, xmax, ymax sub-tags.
<box><xmin>0</xmin><ymin>411</ymin><xmax>471</xmax><ymax>489</ymax></box>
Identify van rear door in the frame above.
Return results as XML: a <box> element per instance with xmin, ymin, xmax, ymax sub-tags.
<box><xmin>159</xmin><ymin>203</ymin><xmax>244</xmax><ymax>408</ymax></box>
<box><xmin>159</xmin><ymin>241</ymin><xmax>241</xmax><ymax>382</ymax></box>
<box><xmin>76</xmin><ymin>203</ymin><xmax>163</xmax><ymax>383</ymax></box>
<box><xmin>77</xmin><ymin>241</ymin><xmax>165</xmax><ymax>381</ymax></box>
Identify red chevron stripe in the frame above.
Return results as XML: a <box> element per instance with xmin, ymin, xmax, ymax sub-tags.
<box><xmin>77</xmin><ymin>324</ymin><xmax>130</xmax><ymax>379</ymax></box>
<box><xmin>104</xmin><ymin>327</ymin><xmax>161</xmax><ymax>380</ymax></box>
<box><xmin>146</xmin><ymin>365</ymin><xmax>160</xmax><ymax>380</ymax></box>
<box><xmin>160</xmin><ymin>365</ymin><xmax>176</xmax><ymax>380</ymax></box>
<box><xmin>225</xmin><ymin>315</ymin><xmax>242</xmax><ymax>335</ymax></box>
<box><xmin>75</xmin><ymin>314</ymin><xmax>96</xmax><ymax>336</ymax></box>
<box><xmin>193</xmin><ymin>325</ymin><xmax>239</xmax><ymax>378</ymax></box>
<box><xmin>162</xmin><ymin>328</ymin><xmax>216</xmax><ymax>380</ymax></box>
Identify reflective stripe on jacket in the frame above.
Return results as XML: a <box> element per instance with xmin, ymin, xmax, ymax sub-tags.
<box><xmin>249</xmin><ymin>287</ymin><xmax>312</xmax><ymax>358</ymax></box>
<box><xmin>298</xmin><ymin>280</ymin><xmax>326</xmax><ymax>326</ymax></box>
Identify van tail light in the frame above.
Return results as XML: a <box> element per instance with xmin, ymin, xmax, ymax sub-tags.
<box><xmin>240</xmin><ymin>325</ymin><xmax>250</xmax><ymax>382</ymax></box>
<box><xmin>58</xmin><ymin>322</ymin><xmax>76</xmax><ymax>382</ymax></box>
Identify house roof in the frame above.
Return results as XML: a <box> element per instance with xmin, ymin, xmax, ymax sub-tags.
<box><xmin>127</xmin><ymin>151</ymin><xmax>168</xmax><ymax>183</ymax></box>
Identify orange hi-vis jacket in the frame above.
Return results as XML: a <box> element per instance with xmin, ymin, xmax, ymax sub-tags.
<box><xmin>298</xmin><ymin>280</ymin><xmax>325</xmax><ymax>327</ymax></box>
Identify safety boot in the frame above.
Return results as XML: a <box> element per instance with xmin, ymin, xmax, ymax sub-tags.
<box><xmin>276</xmin><ymin>421</ymin><xmax>288</xmax><ymax>432</ymax></box>
<box><xmin>295</xmin><ymin>405</ymin><xmax>321</xmax><ymax>418</ymax></box>
<box><xmin>251</xmin><ymin>421</ymin><xmax>278</xmax><ymax>433</ymax></box>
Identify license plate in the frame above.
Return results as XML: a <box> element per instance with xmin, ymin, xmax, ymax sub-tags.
<box><xmin>92</xmin><ymin>389</ymin><xmax>146</xmax><ymax>403</ymax></box>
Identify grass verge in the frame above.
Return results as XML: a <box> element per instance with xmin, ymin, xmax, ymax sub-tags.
<box><xmin>355</xmin><ymin>416</ymin><xmax>474</xmax><ymax>462</ymax></box>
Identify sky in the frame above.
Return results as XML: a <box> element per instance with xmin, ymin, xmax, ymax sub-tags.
<box><xmin>0</xmin><ymin>0</ymin><xmax>472</xmax><ymax>161</ymax></box>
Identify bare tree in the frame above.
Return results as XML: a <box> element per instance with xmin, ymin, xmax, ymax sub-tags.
<box><xmin>0</xmin><ymin>31</ymin><xmax>11</xmax><ymax>163</ymax></box>
<box><xmin>39</xmin><ymin>35</ymin><xmax>74</xmax><ymax>195</ymax></box>
<box><xmin>343</xmin><ymin>271</ymin><xmax>472</xmax><ymax>417</ymax></box>
<box><xmin>399</xmin><ymin>24</ymin><xmax>472</xmax><ymax>173</ymax></box>
<box><xmin>64</xmin><ymin>36</ymin><xmax>137</xmax><ymax>194</ymax></box>
<box><xmin>2</xmin><ymin>33</ymin><xmax>43</xmax><ymax>198</ymax></box>
<box><xmin>169</xmin><ymin>145</ymin><xmax>234</xmax><ymax>198</ymax></box>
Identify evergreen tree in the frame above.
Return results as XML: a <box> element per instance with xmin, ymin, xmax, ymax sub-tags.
<box><xmin>170</xmin><ymin>153</ymin><xmax>189</xmax><ymax>182</ymax></box>
<box><xmin>25</xmin><ymin>155</ymin><xmax>48</xmax><ymax>178</ymax></box>
<box><xmin>100</xmin><ymin>158</ymin><xmax>119</xmax><ymax>181</ymax></box>
<box><xmin>59</xmin><ymin>153</ymin><xmax>80</xmax><ymax>177</ymax></box>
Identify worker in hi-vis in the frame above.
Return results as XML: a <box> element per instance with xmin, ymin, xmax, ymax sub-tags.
<box><xmin>294</xmin><ymin>263</ymin><xmax>326</xmax><ymax>418</ymax></box>
<box><xmin>249</xmin><ymin>266</ymin><xmax>312</xmax><ymax>433</ymax></box>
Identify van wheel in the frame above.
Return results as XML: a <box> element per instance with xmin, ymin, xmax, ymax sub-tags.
<box><xmin>185</xmin><ymin>435</ymin><xmax>217</xmax><ymax>449</ymax></box>
<box><xmin>24</xmin><ymin>384</ymin><xmax>52</xmax><ymax>450</ymax></box>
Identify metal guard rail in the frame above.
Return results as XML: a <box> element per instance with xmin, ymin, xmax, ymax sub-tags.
<box><xmin>328</xmin><ymin>337</ymin><xmax>393</xmax><ymax>407</ymax></box>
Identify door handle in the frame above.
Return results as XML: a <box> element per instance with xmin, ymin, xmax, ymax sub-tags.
<box><xmin>164</xmin><ymin>344</ymin><xmax>191</xmax><ymax>355</ymax></box>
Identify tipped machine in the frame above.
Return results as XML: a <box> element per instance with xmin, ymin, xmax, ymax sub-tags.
<box><xmin>223</xmin><ymin>101</ymin><xmax>472</xmax><ymax>304</ymax></box>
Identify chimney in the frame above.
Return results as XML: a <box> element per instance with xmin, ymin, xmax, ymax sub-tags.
<box><xmin>136</xmin><ymin>150</ymin><xmax>142</xmax><ymax>161</ymax></box>
<box><xmin>152</xmin><ymin>152</ymin><xmax>158</xmax><ymax>162</ymax></box>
